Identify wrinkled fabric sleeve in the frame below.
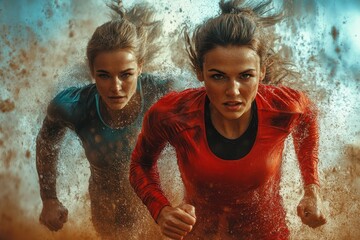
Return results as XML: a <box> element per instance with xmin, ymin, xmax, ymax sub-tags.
<box><xmin>292</xmin><ymin>92</ymin><xmax>320</xmax><ymax>186</ymax></box>
<box><xmin>130</xmin><ymin>104</ymin><xmax>171</xmax><ymax>221</ymax></box>
<box><xmin>46</xmin><ymin>87</ymin><xmax>83</xmax><ymax>130</ymax></box>
<box><xmin>37</xmin><ymin>87</ymin><xmax>81</xmax><ymax>200</ymax></box>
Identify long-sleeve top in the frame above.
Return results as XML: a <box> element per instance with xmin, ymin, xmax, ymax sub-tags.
<box><xmin>130</xmin><ymin>84</ymin><xmax>319</xmax><ymax>239</ymax></box>
<box><xmin>37</xmin><ymin>73</ymin><xmax>174</xmax><ymax>234</ymax></box>
<box><xmin>39</xmin><ymin>73</ymin><xmax>172</xmax><ymax>201</ymax></box>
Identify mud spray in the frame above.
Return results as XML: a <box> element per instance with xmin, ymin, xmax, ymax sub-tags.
<box><xmin>0</xmin><ymin>0</ymin><xmax>359</xmax><ymax>239</ymax></box>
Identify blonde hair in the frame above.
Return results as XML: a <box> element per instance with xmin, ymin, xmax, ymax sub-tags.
<box><xmin>86</xmin><ymin>0</ymin><xmax>162</xmax><ymax>73</ymax></box>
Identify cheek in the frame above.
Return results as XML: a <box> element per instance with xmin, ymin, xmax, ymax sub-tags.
<box><xmin>95</xmin><ymin>81</ymin><xmax>106</xmax><ymax>93</ymax></box>
<box><xmin>205</xmin><ymin>81</ymin><xmax>223</xmax><ymax>98</ymax></box>
<box><xmin>243</xmin><ymin>79</ymin><xmax>259</xmax><ymax>93</ymax></box>
<box><xmin>125</xmin><ymin>80</ymin><xmax>138</xmax><ymax>95</ymax></box>
<box><xmin>248</xmin><ymin>83</ymin><xmax>259</xmax><ymax>101</ymax></box>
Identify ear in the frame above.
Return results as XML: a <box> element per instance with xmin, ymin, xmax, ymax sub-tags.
<box><xmin>196</xmin><ymin>69</ymin><xmax>204</xmax><ymax>82</ymax></box>
<box><xmin>90</xmin><ymin>69</ymin><xmax>96</xmax><ymax>83</ymax></box>
<box><xmin>137</xmin><ymin>62</ymin><xmax>143</xmax><ymax>75</ymax></box>
<box><xmin>259</xmin><ymin>65</ymin><xmax>266</xmax><ymax>82</ymax></box>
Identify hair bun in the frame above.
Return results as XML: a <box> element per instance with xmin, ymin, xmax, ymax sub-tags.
<box><xmin>219</xmin><ymin>0</ymin><xmax>253</xmax><ymax>16</ymax></box>
<box><xmin>220</xmin><ymin>0</ymin><xmax>238</xmax><ymax>14</ymax></box>
<box><xmin>107</xmin><ymin>0</ymin><xmax>126</xmax><ymax>19</ymax></box>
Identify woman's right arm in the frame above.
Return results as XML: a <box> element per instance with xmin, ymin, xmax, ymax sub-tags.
<box><xmin>36</xmin><ymin>116</ymin><xmax>65</xmax><ymax>201</ymax></box>
<box><xmin>130</xmin><ymin>106</ymin><xmax>170</xmax><ymax>220</ymax></box>
<box><xmin>130</xmin><ymin>104</ymin><xmax>196</xmax><ymax>239</ymax></box>
<box><xmin>36</xmin><ymin>115</ymin><xmax>68</xmax><ymax>231</ymax></box>
<box><xmin>36</xmin><ymin>86</ymin><xmax>84</xmax><ymax>231</ymax></box>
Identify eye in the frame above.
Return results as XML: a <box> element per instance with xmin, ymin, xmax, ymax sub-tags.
<box><xmin>97</xmin><ymin>73</ymin><xmax>110</xmax><ymax>79</ymax></box>
<box><xmin>240</xmin><ymin>73</ymin><xmax>252</xmax><ymax>79</ymax></box>
<box><xmin>211</xmin><ymin>74</ymin><xmax>225</xmax><ymax>80</ymax></box>
<box><xmin>120</xmin><ymin>72</ymin><xmax>134</xmax><ymax>80</ymax></box>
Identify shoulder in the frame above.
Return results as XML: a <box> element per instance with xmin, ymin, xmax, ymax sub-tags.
<box><xmin>52</xmin><ymin>84</ymin><xmax>96</xmax><ymax>102</ymax></box>
<box><xmin>140</xmin><ymin>73</ymin><xmax>171</xmax><ymax>91</ymax></box>
<box><xmin>47</xmin><ymin>84</ymin><xmax>96</xmax><ymax>123</ymax></box>
<box><xmin>257</xmin><ymin>84</ymin><xmax>311</xmax><ymax>113</ymax></box>
<box><xmin>153</xmin><ymin>87</ymin><xmax>205</xmax><ymax>110</ymax></box>
<box><xmin>142</xmin><ymin>88</ymin><xmax>205</xmax><ymax>138</ymax></box>
<box><xmin>139</xmin><ymin>73</ymin><xmax>172</xmax><ymax>109</ymax></box>
<box><xmin>258</xmin><ymin>84</ymin><xmax>304</xmax><ymax>101</ymax></box>
<box><xmin>147</xmin><ymin>87</ymin><xmax>206</xmax><ymax>120</ymax></box>
<box><xmin>139</xmin><ymin>73</ymin><xmax>165</xmax><ymax>86</ymax></box>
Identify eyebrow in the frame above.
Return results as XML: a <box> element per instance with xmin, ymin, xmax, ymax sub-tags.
<box><xmin>95</xmin><ymin>68</ymin><xmax>135</xmax><ymax>73</ymax></box>
<box><xmin>208</xmin><ymin>69</ymin><xmax>226</xmax><ymax>74</ymax></box>
<box><xmin>208</xmin><ymin>68</ymin><xmax>256</xmax><ymax>74</ymax></box>
<box><xmin>96</xmin><ymin>70</ymin><xmax>109</xmax><ymax>73</ymax></box>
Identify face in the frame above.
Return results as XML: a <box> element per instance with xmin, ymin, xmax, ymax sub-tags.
<box><xmin>92</xmin><ymin>49</ymin><xmax>142</xmax><ymax>111</ymax></box>
<box><xmin>197</xmin><ymin>45</ymin><xmax>265</xmax><ymax>122</ymax></box>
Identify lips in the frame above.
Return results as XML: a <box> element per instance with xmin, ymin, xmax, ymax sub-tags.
<box><xmin>223</xmin><ymin>101</ymin><xmax>242</xmax><ymax>111</ymax></box>
<box><xmin>108</xmin><ymin>96</ymin><xmax>126</xmax><ymax>103</ymax></box>
<box><xmin>108</xmin><ymin>96</ymin><xmax>125</xmax><ymax>99</ymax></box>
<box><xmin>224</xmin><ymin>101</ymin><xmax>241</xmax><ymax>106</ymax></box>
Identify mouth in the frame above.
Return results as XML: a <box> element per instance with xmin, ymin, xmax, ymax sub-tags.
<box><xmin>108</xmin><ymin>96</ymin><xmax>126</xmax><ymax>103</ymax></box>
<box><xmin>223</xmin><ymin>101</ymin><xmax>242</xmax><ymax>110</ymax></box>
<box><xmin>108</xmin><ymin>95</ymin><xmax>126</xmax><ymax>99</ymax></box>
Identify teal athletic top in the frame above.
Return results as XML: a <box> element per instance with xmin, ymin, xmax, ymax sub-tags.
<box><xmin>47</xmin><ymin>74</ymin><xmax>172</xmax><ymax>190</ymax></box>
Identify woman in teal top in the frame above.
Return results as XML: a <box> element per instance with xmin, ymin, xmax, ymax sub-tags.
<box><xmin>35</xmin><ymin>1</ymin><xmax>172</xmax><ymax>238</ymax></box>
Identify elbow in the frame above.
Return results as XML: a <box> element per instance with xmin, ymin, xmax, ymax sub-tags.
<box><xmin>36</xmin><ymin>129</ymin><xmax>44</xmax><ymax>146</ymax></box>
<box><xmin>36</xmin><ymin>129</ymin><xmax>45</xmax><ymax>154</ymax></box>
<box><xmin>129</xmin><ymin>151</ymin><xmax>150</xmax><ymax>192</ymax></box>
<box><xmin>129</xmin><ymin>154</ymin><xmax>138</xmax><ymax>190</ymax></box>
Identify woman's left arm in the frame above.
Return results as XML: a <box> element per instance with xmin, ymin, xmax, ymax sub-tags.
<box><xmin>292</xmin><ymin>93</ymin><xmax>327</xmax><ymax>228</ymax></box>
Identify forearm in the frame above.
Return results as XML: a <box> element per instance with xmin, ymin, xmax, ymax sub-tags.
<box><xmin>36</xmin><ymin>117</ymin><xmax>66</xmax><ymax>201</ymax></box>
<box><xmin>303</xmin><ymin>184</ymin><xmax>320</xmax><ymax>196</ymax></box>
<box><xmin>130</xmin><ymin>162</ymin><xmax>171</xmax><ymax>220</ymax></box>
<box><xmin>130</xmin><ymin>133</ymin><xmax>170</xmax><ymax>220</ymax></box>
<box><xmin>293</xmin><ymin>110</ymin><xmax>320</xmax><ymax>186</ymax></box>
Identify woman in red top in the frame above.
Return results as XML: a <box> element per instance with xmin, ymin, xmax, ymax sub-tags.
<box><xmin>130</xmin><ymin>1</ymin><xmax>326</xmax><ymax>239</ymax></box>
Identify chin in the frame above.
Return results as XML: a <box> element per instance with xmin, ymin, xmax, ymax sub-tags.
<box><xmin>222</xmin><ymin>112</ymin><xmax>244</xmax><ymax>120</ymax></box>
<box><xmin>108</xmin><ymin>103</ymin><xmax>126</xmax><ymax>111</ymax></box>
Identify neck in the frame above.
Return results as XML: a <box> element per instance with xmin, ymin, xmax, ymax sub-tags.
<box><xmin>100</xmin><ymin>92</ymin><xmax>141</xmax><ymax>129</ymax></box>
<box><xmin>209</xmin><ymin>104</ymin><xmax>252</xmax><ymax>139</ymax></box>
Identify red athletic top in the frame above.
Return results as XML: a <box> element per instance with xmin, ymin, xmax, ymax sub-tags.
<box><xmin>130</xmin><ymin>84</ymin><xmax>319</xmax><ymax>239</ymax></box>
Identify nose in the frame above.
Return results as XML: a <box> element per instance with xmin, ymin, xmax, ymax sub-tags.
<box><xmin>112</xmin><ymin>76</ymin><xmax>123</xmax><ymax>91</ymax></box>
<box><xmin>225</xmin><ymin>79</ymin><xmax>240</xmax><ymax>97</ymax></box>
